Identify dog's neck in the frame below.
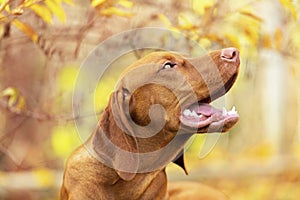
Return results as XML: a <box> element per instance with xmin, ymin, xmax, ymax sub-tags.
<box><xmin>91</xmin><ymin>105</ymin><xmax>191</xmax><ymax>175</ymax></box>
<box><xmin>100</xmin><ymin>104</ymin><xmax>187</xmax><ymax>149</ymax></box>
<box><xmin>87</xmin><ymin>106</ymin><xmax>170</xmax><ymax>199</ymax></box>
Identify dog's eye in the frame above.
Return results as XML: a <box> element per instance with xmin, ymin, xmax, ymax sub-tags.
<box><xmin>162</xmin><ymin>62</ymin><xmax>176</xmax><ymax>69</ymax></box>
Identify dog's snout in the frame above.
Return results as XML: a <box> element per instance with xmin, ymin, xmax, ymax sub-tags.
<box><xmin>221</xmin><ymin>47</ymin><xmax>239</xmax><ymax>63</ymax></box>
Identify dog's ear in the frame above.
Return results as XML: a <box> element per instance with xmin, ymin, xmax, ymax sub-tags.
<box><xmin>172</xmin><ymin>149</ymin><xmax>188</xmax><ymax>175</ymax></box>
<box><xmin>110</xmin><ymin>89</ymin><xmax>139</xmax><ymax>181</ymax></box>
<box><xmin>92</xmin><ymin>88</ymin><xmax>139</xmax><ymax>181</ymax></box>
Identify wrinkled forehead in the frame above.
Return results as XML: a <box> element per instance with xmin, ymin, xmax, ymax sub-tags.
<box><xmin>119</xmin><ymin>52</ymin><xmax>185</xmax><ymax>77</ymax></box>
<box><xmin>136</xmin><ymin>51</ymin><xmax>186</xmax><ymax>62</ymax></box>
<box><xmin>115</xmin><ymin>52</ymin><xmax>187</xmax><ymax>91</ymax></box>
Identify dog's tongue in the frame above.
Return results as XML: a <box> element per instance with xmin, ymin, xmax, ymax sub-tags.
<box><xmin>179</xmin><ymin>103</ymin><xmax>239</xmax><ymax>129</ymax></box>
<box><xmin>188</xmin><ymin>103</ymin><xmax>218</xmax><ymax>116</ymax></box>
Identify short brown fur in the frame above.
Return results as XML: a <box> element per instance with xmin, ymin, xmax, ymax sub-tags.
<box><xmin>61</xmin><ymin>49</ymin><xmax>240</xmax><ymax>200</ymax></box>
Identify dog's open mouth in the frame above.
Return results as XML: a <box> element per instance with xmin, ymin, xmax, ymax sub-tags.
<box><xmin>179</xmin><ymin>102</ymin><xmax>239</xmax><ymax>132</ymax></box>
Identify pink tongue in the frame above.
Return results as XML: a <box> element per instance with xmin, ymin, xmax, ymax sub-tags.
<box><xmin>189</xmin><ymin>103</ymin><xmax>218</xmax><ymax>116</ymax></box>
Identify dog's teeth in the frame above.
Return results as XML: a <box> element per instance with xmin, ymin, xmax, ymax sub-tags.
<box><xmin>183</xmin><ymin>109</ymin><xmax>189</xmax><ymax>116</ymax></box>
<box><xmin>183</xmin><ymin>109</ymin><xmax>191</xmax><ymax>116</ymax></box>
<box><xmin>183</xmin><ymin>109</ymin><xmax>202</xmax><ymax>118</ymax></box>
<box><xmin>222</xmin><ymin>107</ymin><xmax>227</xmax><ymax>116</ymax></box>
<box><xmin>231</xmin><ymin>106</ymin><xmax>236</xmax><ymax>112</ymax></box>
<box><xmin>191</xmin><ymin>110</ymin><xmax>198</xmax><ymax>117</ymax></box>
<box><xmin>227</xmin><ymin>106</ymin><xmax>237</xmax><ymax>115</ymax></box>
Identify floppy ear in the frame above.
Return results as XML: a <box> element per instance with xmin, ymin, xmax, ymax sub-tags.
<box><xmin>172</xmin><ymin>149</ymin><xmax>188</xmax><ymax>175</ymax></box>
<box><xmin>109</xmin><ymin>88</ymin><xmax>139</xmax><ymax>181</ymax></box>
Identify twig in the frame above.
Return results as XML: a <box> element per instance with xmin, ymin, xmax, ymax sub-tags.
<box><xmin>0</xmin><ymin>0</ymin><xmax>10</xmax><ymax>13</ymax></box>
<box><xmin>74</xmin><ymin>13</ymin><xmax>99</xmax><ymax>58</ymax></box>
<box><xmin>0</xmin><ymin>98</ymin><xmax>103</xmax><ymax>122</ymax></box>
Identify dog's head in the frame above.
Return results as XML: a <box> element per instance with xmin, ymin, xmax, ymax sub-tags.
<box><xmin>97</xmin><ymin>48</ymin><xmax>240</xmax><ymax>180</ymax></box>
<box><xmin>113</xmin><ymin>48</ymin><xmax>240</xmax><ymax>135</ymax></box>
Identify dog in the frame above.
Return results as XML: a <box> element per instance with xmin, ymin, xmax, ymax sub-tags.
<box><xmin>61</xmin><ymin>48</ymin><xmax>240</xmax><ymax>200</ymax></box>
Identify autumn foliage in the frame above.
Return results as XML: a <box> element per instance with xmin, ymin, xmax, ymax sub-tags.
<box><xmin>0</xmin><ymin>0</ymin><xmax>300</xmax><ymax>199</ymax></box>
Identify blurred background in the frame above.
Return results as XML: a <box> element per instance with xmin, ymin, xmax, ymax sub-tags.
<box><xmin>0</xmin><ymin>0</ymin><xmax>300</xmax><ymax>199</ymax></box>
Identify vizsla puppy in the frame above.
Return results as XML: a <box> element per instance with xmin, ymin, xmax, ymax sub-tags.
<box><xmin>61</xmin><ymin>48</ymin><xmax>240</xmax><ymax>200</ymax></box>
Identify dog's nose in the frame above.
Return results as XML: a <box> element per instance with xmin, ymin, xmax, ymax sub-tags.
<box><xmin>221</xmin><ymin>47</ymin><xmax>239</xmax><ymax>63</ymax></box>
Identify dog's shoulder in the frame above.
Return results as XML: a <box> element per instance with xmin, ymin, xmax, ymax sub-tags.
<box><xmin>64</xmin><ymin>145</ymin><xmax>119</xmax><ymax>185</ymax></box>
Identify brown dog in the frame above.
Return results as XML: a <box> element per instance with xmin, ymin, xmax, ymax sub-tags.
<box><xmin>61</xmin><ymin>48</ymin><xmax>240</xmax><ymax>200</ymax></box>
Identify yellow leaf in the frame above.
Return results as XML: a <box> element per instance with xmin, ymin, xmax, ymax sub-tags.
<box><xmin>192</xmin><ymin>0</ymin><xmax>215</xmax><ymax>15</ymax></box>
<box><xmin>261</xmin><ymin>33</ymin><xmax>272</xmax><ymax>48</ymax></box>
<box><xmin>290</xmin><ymin>25</ymin><xmax>300</xmax><ymax>51</ymax></box>
<box><xmin>91</xmin><ymin>0</ymin><xmax>106</xmax><ymax>7</ymax></box>
<box><xmin>245</xmin><ymin>142</ymin><xmax>275</xmax><ymax>159</ymax></box>
<box><xmin>225</xmin><ymin>33</ymin><xmax>241</xmax><ymax>49</ymax></box>
<box><xmin>62</xmin><ymin>0</ymin><xmax>74</xmax><ymax>5</ymax></box>
<box><xmin>241</xmin><ymin>18</ymin><xmax>260</xmax><ymax>46</ymax></box>
<box><xmin>94</xmin><ymin>78</ymin><xmax>115</xmax><ymax>111</ymax></box>
<box><xmin>1</xmin><ymin>87</ymin><xmax>26</xmax><ymax>112</ymax></box>
<box><xmin>279</xmin><ymin>0</ymin><xmax>297</xmax><ymax>20</ymax></box>
<box><xmin>1</xmin><ymin>87</ymin><xmax>19</xmax><ymax>107</ymax></box>
<box><xmin>190</xmin><ymin>30</ymin><xmax>199</xmax><ymax>41</ymax></box>
<box><xmin>158</xmin><ymin>14</ymin><xmax>171</xmax><ymax>27</ymax></box>
<box><xmin>198</xmin><ymin>37</ymin><xmax>211</xmax><ymax>48</ymax></box>
<box><xmin>15</xmin><ymin>96</ymin><xmax>26</xmax><ymax>112</ymax></box>
<box><xmin>12</xmin><ymin>19</ymin><xmax>38</xmax><ymax>42</ymax></box>
<box><xmin>11</xmin><ymin>7</ymin><xmax>24</xmax><ymax>15</ymax></box>
<box><xmin>274</xmin><ymin>28</ymin><xmax>283</xmax><ymax>50</ymax></box>
<box><xmin>29</xmin><ymin>4</ymin><xmax>52</xmax><ymax>24</ymax></box>
<box><xmin>51</xmin><ymin>125</ymin><xmax>80</xmax><ymax>158</ymax></box>
<box><xmin>45</xmin><ymin>0</ymin><xmax>66</xmax><ymax>23</ymax></box>
<box><xmin>169</xmin><ymin>26</ymin><xmax>181</xmax><ymax>35</ymax></box>
<box><xmin>58</xmin><ymin>65</ymin><xmax>78</xmax><ymax>91</ymax></box>
<box><xmin>0</xmin><ymin>17</ymin><xmax>7</xmax><ymax>24</ymax></box>
<box><xmin>33</xmin><ymin>168</ymin><xmax>54</xmax><ymax>187</ymax></box>
<box><xmin>118</xmin><ymin>0</ymin><xmax>133</xmax><ymax>8</ymax></box>
<box><xmin>100</xmin><ymin>7</ymin><xmax>134</xmax><ymax>17</ymax></box>
<box><xmin>178</xmin><ymin>13</ymin><xmax>194</xmax><ymax>30</ymax></box>
<box><xmin>239</xmin><ymin>11</ymin><xmax>263</xmax><ymax>22</ymax></box>
<box><xmin>206</xmin><ymin>33</ymin><xmax>223</xmax><ymax>44</ymax></box>
<box><xmin>0</xmin><ymin>0</ymin><xmax>9</xmax><ymax>12</ymax></box>
<box><xmin>24</xmin><ymin>0</ymin><xmax>38</xmax><ymax>7</ymax></box>
<box><xmin>0</xmin><ymin>24</ymin><xmax>3</xmax><ymax>35</ymax></box>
